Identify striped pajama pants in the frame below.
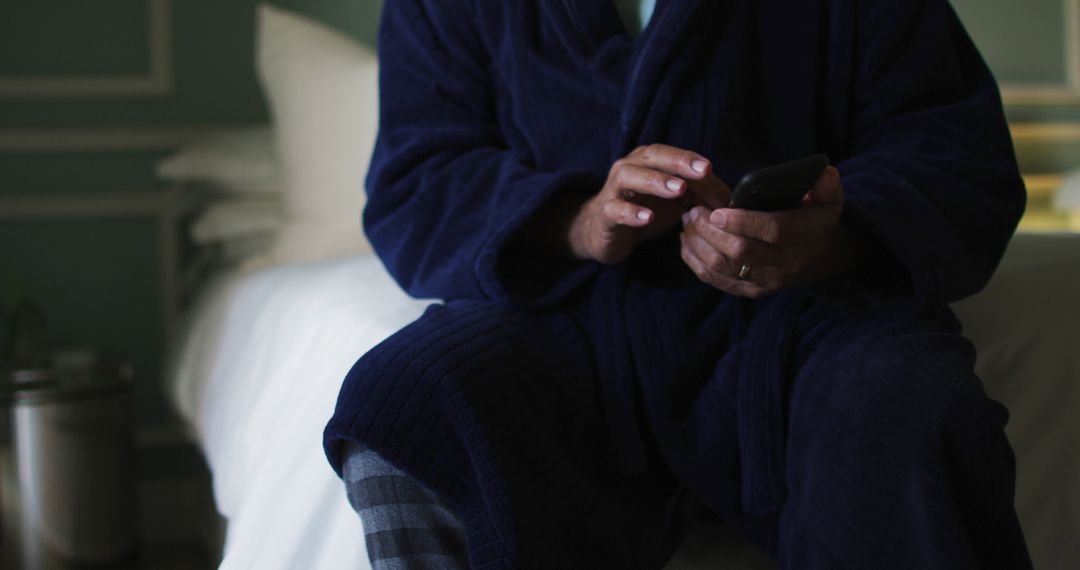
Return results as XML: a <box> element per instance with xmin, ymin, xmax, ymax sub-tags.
<box><xmin>342</xmin><ymin>441</ymin><xmax>469</xmax><ymax>569</ymax></box>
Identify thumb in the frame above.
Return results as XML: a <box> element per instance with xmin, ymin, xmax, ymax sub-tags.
<box><xmin>682</xmin><ymin>176</ymin><xmax>731</xmax><ymax>211</ymax></box>
<box><xmin>809</xmin><ymin>166</ymin><xmax>843</xmax><ymax>206</ymax></box>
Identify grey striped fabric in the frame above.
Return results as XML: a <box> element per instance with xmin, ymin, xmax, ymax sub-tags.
<box><xmin>342</xmin><ymin>441</ymin><xmax>469</xmax><ymax>570</ymax></box>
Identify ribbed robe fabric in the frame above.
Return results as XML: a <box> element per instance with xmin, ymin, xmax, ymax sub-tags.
<box><xmin>324</xmin><ymin>0</ymin><xmax>1032</xmax><ymax>567</ymax></box>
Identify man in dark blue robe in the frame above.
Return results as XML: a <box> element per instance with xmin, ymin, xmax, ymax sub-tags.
<box><xmin>323</xmin><ymin>0</ymin><xmax>1033</xmax><ymax>567</ymax></box>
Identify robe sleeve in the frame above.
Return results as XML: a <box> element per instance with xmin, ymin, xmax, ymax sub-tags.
<box><xmin>836</xmin><ymin>0</ymin><xmax>1025</xmax><ymax>308</ymax></box>
<box><xmin>363</xmin><ymin>0</ymin><xmax>601</xmax><ymax>304</ymax></box>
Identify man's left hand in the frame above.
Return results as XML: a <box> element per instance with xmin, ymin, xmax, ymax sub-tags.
<box><xmin>679</xmin><ymin>166</ymin><xmax>862</xmax><ymax>298</ymax></box>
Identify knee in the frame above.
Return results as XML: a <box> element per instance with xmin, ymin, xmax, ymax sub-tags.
<box><xmin>339</xmin><ymin>324</ymin><xmax>476</xmax><ymax>449</ymax></box>
<box><xmin>335</xmin><ymin>300</ymin><xmax>570</xmax><ymax>450</ymax></box>
<box><xmin>791</xmin><ymin>319</ymin><xmax>987</xmax><ymax>452</ymax></box>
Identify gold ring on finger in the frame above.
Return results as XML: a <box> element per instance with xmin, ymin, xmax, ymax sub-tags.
<box><xmin>737</xmin><ymin>264</ymin><xmax>751</xmax><ymax>280</ymax></box>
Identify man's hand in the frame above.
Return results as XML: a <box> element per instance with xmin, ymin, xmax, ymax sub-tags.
<box><xmin>568</xmin><ymin>144</ymin><xmax>730</xmax><ymax>264</ymax></box>
<box><xmin>679</xmin><ymin>166</ymin><xmax>863</xmax><ymax>298</ymax></box>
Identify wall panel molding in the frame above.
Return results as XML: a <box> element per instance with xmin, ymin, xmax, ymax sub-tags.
<box><xmin>1011</xmin><ymin>122</ymin><xmax>1080</xmax><ymax>141</ymax></box>
<box><xmin>0</xmin><ymin>190</ymin><xmax>199</xmax><ymax>219</ymax></box>
<box><xmin>0</xmin><ymin>0</ymin><xmax>172</xmax><ymax>99</ymax></box>
<box><xmin>0</xmin><ymin>125</ymin><xmax>238</xmax><ymax>152</ymax></box>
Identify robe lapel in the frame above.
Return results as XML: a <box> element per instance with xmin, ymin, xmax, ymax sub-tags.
<box><xmin>546</xmin><ymin>0</ymin><xmax>726</xmax><ymax>158</ymax></box>
<box><xmin>559</xmin><ymin>0</ymin><xmax>627</xmax><ymax>54</ymax></box>
<box><xmin>616</xmin><ymin>0</ymin><xmax>705</xmax><ymax>153</ymax></box>
<box><xmin>756</xmin><ymin>0</ymin><xmax>821</xmax><ymax>160</ymax></box>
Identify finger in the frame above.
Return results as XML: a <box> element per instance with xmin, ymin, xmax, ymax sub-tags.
<box><xmin>682</xmin><ymin>175</ymin><xmax>732</xmax><ymax>211</ymax></box>
<box><xmin>684</xmin><ymin>212</ymin><xmax>782</xmax><ymax>285</ymax></box>
<box><xmin>609</xmin><ymin>162</ymin><xmax>686</xmax><ymax>200</ymax></box>
<box><xmin>680</xmin><ymin>234</ymin><xmax>771</xmax><ymax>299</ymax></box>
<box><xmin>679</xmin><ymin>232</ymin><xmax>731</xmax><ymax>287</ymax></box>
<box><xmin>689</xmin><ymin>208</ymin><xmax>765</xmax><ymax>264</ymax></box>
<box><xmin>628</xmin><ymin>144</ymin><xmax>711</xmax><ymax>180</ymax></box>
<box><xmin>680</xmin><ymin>232</ymin><xmax>711</xmax><ymax>278</ymax></box>
<box><xmin>709</xmin><ymin>271</ymin><xmax>774</xmax><ymax>299</ymax></box>
<box><xmin>687</xmin><ymin>222</ymin><xmax>789</xmax><ymax>288</ymax></box>
<box><xmin>602</xmin><ymin>197</ymin><xmax>653</xmax><ymax>227</ymax></box>
<box><xmin>683</xmin><ymin>227</ymin><xmax>738</xmax><ymax>277</ymax></box>
<box><xmin>708</xmin><ymin>207</ymin><xmax>804</xmax><ymax>245</ymax></box>
<box><xmin>809</xmin><ymin>165</ymin><xmax>843</xmax><ymax>206</ymax></box>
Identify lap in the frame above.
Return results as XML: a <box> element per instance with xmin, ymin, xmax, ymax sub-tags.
<box><xmin>339</xmin><ymin>290</ymin><xmax>998</xmax><ymax>498</ymax></box>
<box><xmin>326</xmin><ymin>288</ymin><xmax>1024</xmax><ymax>568</ymax></box>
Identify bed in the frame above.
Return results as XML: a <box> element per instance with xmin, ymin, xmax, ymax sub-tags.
<box><xmin>163</xmin><ymin>5</ymin><xmax>1080</xmax><ymax>569</ymax></box>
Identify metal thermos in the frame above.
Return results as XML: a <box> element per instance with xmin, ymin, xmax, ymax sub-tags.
<box><xmin>10</xmin><ymin>352</ymin><xmax>138</xmax><ymax>564</ymax></box>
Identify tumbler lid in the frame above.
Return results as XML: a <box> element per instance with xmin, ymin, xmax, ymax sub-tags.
<box><xmin>6</xmin><ymin>350</ymin><xmax>131</xmax><ymax>406</ymax></box>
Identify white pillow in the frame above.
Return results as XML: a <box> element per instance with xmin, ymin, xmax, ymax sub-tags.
<box><xmin>256</xmin><ymin>3</ymin><xmax>377</xmax><ymax>263</ymax></box>
<box><xmin>157</xmin><ymin>127</ymin><xmax>284</xmax><ymax>194</ymax></box>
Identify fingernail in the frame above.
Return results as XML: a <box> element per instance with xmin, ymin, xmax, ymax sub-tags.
<box><xmin>666</xmin><ymin>179</ymin><xmax>682</xmax><ymax>193</ymax></box>
<box><xmin>637</xmin><ymin>210</ymin><xmax>650</xmax><ymax>221</ymax></box>
<box><xmin>710</xmin><ymin>210</ymin><xmax>727</xmax><ymax>227</ymax></box>
<box><xmin>691</xmin><ymin>160</ymin><xmax>708</xmax><ymax>174</ymax></box>
<box><xmin>689</xmin><ymin>208</ymin><xmax>700</xmax><ymax>222</ymax></box>
<box><xmin>681</xmin><ymin>211</ymin><xmax>692</xmax><ymax>226</ymax></box>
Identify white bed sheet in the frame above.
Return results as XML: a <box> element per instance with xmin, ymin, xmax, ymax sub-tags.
<box><xmin>169</xmin><ymin>234</ymin><xmax>1080</xmax><ymax>569</ymax></box>
<box><xmin>168</xmin><ymin>255</ymin><xmax>431</xmax><ymax>570</ymax></box>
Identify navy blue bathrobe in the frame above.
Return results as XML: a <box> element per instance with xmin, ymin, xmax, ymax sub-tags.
<box><xmin>325</xmin><ymin>0</ymin><xmax>1032</xmax><ymax>567</ymax></box>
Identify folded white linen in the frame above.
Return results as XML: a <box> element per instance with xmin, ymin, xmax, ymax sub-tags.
<box><xmin>156</xmin><ymin>127</ymin><xmax>284</xmax><ymax>194</ymax></box>
<box><xmin>190</xmin><ymin>199</ymin><xmax>283</xmax><ymax>245</ymax></box>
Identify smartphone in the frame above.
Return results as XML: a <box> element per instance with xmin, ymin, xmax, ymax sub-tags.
<box><xmin>729</xmin><ymin>154</ymin><xmax>830</xmax><ymax>212</ymax></box>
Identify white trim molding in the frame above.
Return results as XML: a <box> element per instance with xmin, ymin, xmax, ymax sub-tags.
<box><xmin>1023</xmin><ymin>174</ymin><xmax>1065</xmax><ymax>198</ymax></box>
<box><xmin>0</xmin><ymin>0</ymin><xmax>172</xmax><ymax>99</ymax></box>
<box><xmin>0</xmin><ymin>192</ymin><xmax>165</xmax><ymax>219</ymax></box>
<box><xmin>0</xmin><ymin>126</ymin><xmax>237</xmax><ymax>152</ymax></box>
<box><xmin>1010</xmin><ymin>122</ymin><xmax>1080</xmax><ymax>142</ymax></box>
<box><xmin>0</xmin><ymin>187</ymin><xmax>207</xmax><ymax>220</ymax></box>
<box><xmin>1002</xmin><ymin>0</ymin><xmax>1080</xmax><ymax>106</ymax></box>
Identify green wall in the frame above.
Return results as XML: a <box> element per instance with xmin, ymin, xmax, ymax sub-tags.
<box><xmin>953</xmin><ymin>0</ymin><xmax>1067</xmax><ymax>84</ymax></box>
<box><xmin>953</xmin><ymin>0</ymin><xmax>1080</xmax><ymax>137</ymax></box>
<box><xmin>0</xmin><ymin>1</ymin><xmax>380</xmax><ymax>129</ymax></box>
<box><xmin>0</xmin><ymin>1</ymin><xmax>382</xmax><ymax>430</ymax></box>
<box><xmin>1</xmin><ymin>0</ymin><xmax>382</xmax><ymax>196</ymax></box>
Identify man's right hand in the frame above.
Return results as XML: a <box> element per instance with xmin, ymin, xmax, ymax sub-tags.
<box><xmin>567</xmin><ymin>144</ymin><xmax>731</xmax><ymax>264</ymax></box>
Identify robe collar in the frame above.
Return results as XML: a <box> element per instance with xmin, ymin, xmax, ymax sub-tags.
<box><xmin>557</xmin><ymin>0</ymin><xmax>704</xmax><ymax>62</ymax></box>
<box><xmin>553</xmin><ymin>0</ymin><xmax>708</xmax><ymax>154</ymax></box>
